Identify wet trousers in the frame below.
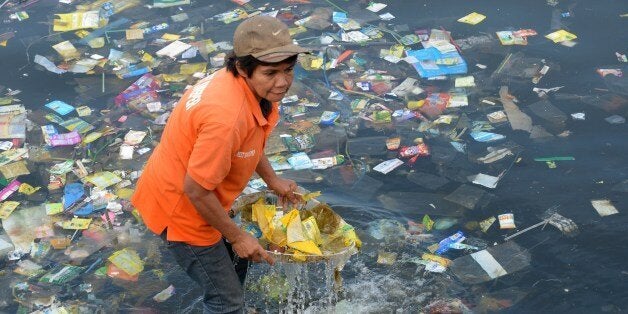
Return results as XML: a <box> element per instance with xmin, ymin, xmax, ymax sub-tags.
<box><xmin>161</xmin><ymin>231</ymin><xmax>249</xmax><ymax>313</ymax></box>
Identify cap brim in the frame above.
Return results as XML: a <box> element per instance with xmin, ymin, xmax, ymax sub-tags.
<box><xmin>252</xmin><ymin>44</ymin><xmax>311</xmax><ymax>63</ymax></box>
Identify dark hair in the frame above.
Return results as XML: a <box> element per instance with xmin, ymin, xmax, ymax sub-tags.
<box><xmin>225</xmin><ymin>51</ymin><xmax>298</xmax><ymax>118</ymax></box>
<box><xmin>225</xmin><ymin>51</ymin><xmax>298</xmax><ymax>77</ymax></box>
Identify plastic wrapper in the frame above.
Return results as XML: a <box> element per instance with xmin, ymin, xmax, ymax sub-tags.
<box><xmin>108</xmin><ymin>248</ymin><xmax>145</xmax><ymax>276</ymax></box>
<box><xmin>39</xmin><ymin>264</ymin><xmax>85</xmax><ymax>284</ymax></box>
<box><xmin>236</xmin><ymin>192</ymin><xmax>360</xmax><ymax>263</ymax></box>
<box><xmin>53</xmin><ymin>11</ymin><xmax>99</xmax><ymax>32</ymax></box>
<box><xmin>450</xmin><ymin>241</ymin><xmax>531</xmax><ymax>284</ymax></box>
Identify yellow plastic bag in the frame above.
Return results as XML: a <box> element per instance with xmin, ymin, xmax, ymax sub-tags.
<box><xmin>252</xmin><ymin>204</ymin><xmax>276</xmax><ymax>241</ymax></box>
<box><xmin>284</xmin><ymin>209</ymin><xmax>311</xmax><ymax>245</ymax></box>
<box><xmin>309</xmin><ymin>204</ymin><xmax>342</xmax><ymax>234</ymax></box>
<box><xmin>302</xmin><ymin>216</ymin><xmax>322</xmax><ymax>245</ymax></box>
<box><xmin>342</xmin><ymin>225</ymin><xmax>362</xmax><ymax>249</ymax></box>
<box><xmin>288</xmin><ymin>240</ymin><xmax>322</xmax><ymax>256</ymax></box>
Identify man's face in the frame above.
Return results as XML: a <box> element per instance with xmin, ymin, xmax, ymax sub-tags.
<box><xmin>238</xmin><ymin>61</ymin><xmax>295</xmax><ymax>103</ymax></box>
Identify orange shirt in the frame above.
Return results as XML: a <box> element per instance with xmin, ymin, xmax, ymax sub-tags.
<box><xmin>131</xmin><ymin>68</ymin><xmax>279</xmax><ymax>246</ymax></box>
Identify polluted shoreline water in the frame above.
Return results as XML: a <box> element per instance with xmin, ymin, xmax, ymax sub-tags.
<box><xmin>0</xmin><ymin>0</ymin><xmax>627</xmax><ymax>313</ymax></box>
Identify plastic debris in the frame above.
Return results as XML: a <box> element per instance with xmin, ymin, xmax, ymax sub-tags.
<box><xmin>450</xmin><ymin>241</ymin><xmax>531</xmax><ymax>284</ymax></box>
<box><xmin>458</xmin><ymin>12</ymin><xmax>487</xmax><ymax>25</ymax></box>
<box><xmin>0</xmin><ymin>1</ymin><xmax>623</xmax><ymax>312</ymax></box>
<box><xmin>590</xmin><ymin>199</ymin><xmax>619</xmax><ymax>216</ymax></box>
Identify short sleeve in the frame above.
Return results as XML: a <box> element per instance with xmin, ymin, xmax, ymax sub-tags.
<box><xmin>187</xmin><ymin>122</ymin><xmax>240</xmax><ymax>190</ymax></box>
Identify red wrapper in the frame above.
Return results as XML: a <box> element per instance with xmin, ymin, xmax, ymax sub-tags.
<box><xmin>399</xmin><ymin>143</ymin><xmax>430</xmax><ymax>158</ymax></box>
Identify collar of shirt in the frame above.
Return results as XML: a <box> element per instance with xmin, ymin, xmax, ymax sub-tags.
<box><xmin>235</xmin><ymin>73</ymin><xmax>279</xmax><ymax>129</ymax></box>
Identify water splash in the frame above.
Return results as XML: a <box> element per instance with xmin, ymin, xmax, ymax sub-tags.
<box><xmin>245</xmin><ymin>250</ymin><xmax>352</xmax><ymax>313</ymax></box>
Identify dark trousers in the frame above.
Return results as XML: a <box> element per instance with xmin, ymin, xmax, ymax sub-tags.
<box><xmin>161</xmin><ymin>231</ymin><xmax>249</xmax><ymax>313</ymax></box>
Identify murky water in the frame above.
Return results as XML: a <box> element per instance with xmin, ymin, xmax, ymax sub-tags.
<box><xmin>0</xmin><ymin>0</ymin><xmax>627</xmax><ymax>313</ymax></box>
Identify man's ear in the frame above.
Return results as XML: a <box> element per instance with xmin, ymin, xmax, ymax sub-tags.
<box><xmin>235</xmin><ymin>61</ymin><xmax>248</xmax><ymax>78</ymax></box>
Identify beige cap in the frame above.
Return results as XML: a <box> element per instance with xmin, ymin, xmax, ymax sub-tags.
<box><xmin>233</xmin><ymin>15</ymin><xmax>310</xmax><ymax>63</ymax></box>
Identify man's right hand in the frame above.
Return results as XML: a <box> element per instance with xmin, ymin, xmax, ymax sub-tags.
<box><xmin>230</xmin><ymin>231</ymin><xmax>275</xmax><ymax>265</ymax></box>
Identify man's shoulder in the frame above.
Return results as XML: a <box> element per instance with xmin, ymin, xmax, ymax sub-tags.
<box><xmin>185</xmin><ymin>69</ymin><xmax>247</xmax><ymax>114</ymax></box>
<box><xmin>181</xmin><ymin>69</ymin><xmax>238</xmax><ymax>110</ymax></box>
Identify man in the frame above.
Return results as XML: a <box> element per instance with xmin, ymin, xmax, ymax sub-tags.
<box><xmin>131</xmin><ymin>15</ymin><xmax>309</xmax><ymax>313</ymax></box>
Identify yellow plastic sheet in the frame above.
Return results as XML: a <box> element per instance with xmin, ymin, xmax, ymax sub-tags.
<box><xmin>75</xmin><ymin>106</ymin><xmax>92</xmax><ymax>117</ymax></box>
<box><xmin>288</xmin><ymin>240</ymin><xmax>322</xmax><ymax>256</ymax></box>
<box><xmin>45</xmin><ymin>203</ymin><xmax>63</xmax><ymax>215</ymax></box>
<box><xmin>0</xmin><ymin>160</ymin><xmax>30</xmax><ymax>178</ymax></box>
<box><xmin>457</xmin><ymin>12</ymin><xmax>486</xmax><ymax>25</ymax></box>
<box><xmin>389</xmin><ymin>44</ymin><xmax>405</xmax><ymax>58</ymax></box>
<box><xmin>74</xmin><ymin>30</ymin><xmax>90</xmax><ymax>38</ymax></box>
<box><xmin>160</xmin><ymin>74</ymin><xmax>188</xmax><ymax>82</ymax></box>
<box><xmin>194</xmin><ymin>39</ymin><xmax>217</xmax><ymax>56</ymax></box>
<box><xmin>407</xmin><ymin>100</ymin><xmax>425</xmax><ymax>110</ymax></box>
<box><xmin>61</xmin><ymin>217</ymin><xmax>92</xmax><ymax>230</ymax></box>
<box><xmin>423</xmin><ymin>214</ymin><xmax>434</xmax><ymax>231</ymax></box>
<box><xmin>82</xmin><ymin>132</ymin><xmax>102</xmax><ymax>144</ymax></box>
<box><xmin>545</xmin><ymin>29</ymin><xmax>577</xmax><ymax>43</ymax></box>
<box><xmin>0</xmin><ymin>201</ymin><xmax>19</xmax><ymax>219</ymax></box>
<box><xmin>18</xmin><ymin>183</ymin><xmax>40</xmax><ymax>195</ymax></box>
<box><xmin>180</xmin><ymin>63</ymin><xmax>206</xmax><ymax>75</ymax></box>
<box><xmin>108</xmin><ymin>248</ymin><xmax>144</xmax><ymax>276</ymax></box>
<box><xmin>422</xmin><ymin>253</ymin><xmax>452</xmax><ymax>267</ymax></box>
<box><xmin>53</xmin><ymin>11</ymin><xmax>100</xmax><ymax>32</ymax></box>
<box><xmin>162</xmin><ymin>33</ymin><xmax>181</xmax><ymax>41</ymax></box>
<box><xmin>52</xmin><ymin>41</ymin><xmax>80</xmax><ymax>61</ymax></box>
<box><xmin>126</xmin><ymin>29</ymin><xmax>144</xmax><ymax>40</ymax></box>
<box><xmin>310</xmin><ymin>58</ymin><xmax>324</xmax><ymax>69</ymax></box>
<box><xmin>87</xmin><ymin>37</ymin><xmax>105</xmax><ymax>49</ymax></box>
<box><xmin>301</xmin><ymin>191</ymin><xmax>321</xmax><ymax>202</ymax></box>
<box><xmin>115</xmin><ymin>188</ymin><xmax>134</xmax><ymax>200</ymax></box>
<box><xmin>141</xmin><ymin>52</ymin><xmax>154</xmax><ymax>64</ymax></box>
<box><xmin>84</xmin><ymin>171</ymin><xmax>122</xmax><ymax>189</ymax></box>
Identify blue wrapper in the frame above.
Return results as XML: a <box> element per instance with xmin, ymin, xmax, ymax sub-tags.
<box><xmin>320</xmin><ymin>111</ymin><xmax>340</xmax><ymax>126</ymax></box>
<box><xmin>244</xmin><ymin>224</ymin><xmax>262</xmax><ymax>238</ymax></box>
<box><xmin>435</xmin><ymin>231</ymin><xmax>466</xmax><ymax>255</ymax></box>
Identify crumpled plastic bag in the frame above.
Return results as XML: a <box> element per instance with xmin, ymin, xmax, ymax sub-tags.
<box><xmin>283</xmin><ymin>209</ymin><xmax>321</xmax><ymax>256</ymax></box>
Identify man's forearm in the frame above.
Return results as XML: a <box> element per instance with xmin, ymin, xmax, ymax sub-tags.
<box><xmin>183</xmin><ymin>175</ymin><xmax>243</xmax><ymax>242</ymax></box>
<box><xmin>256</xmin><ymin>155</ymin><xmax>279</xmax><ymax>185</ymax></box>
